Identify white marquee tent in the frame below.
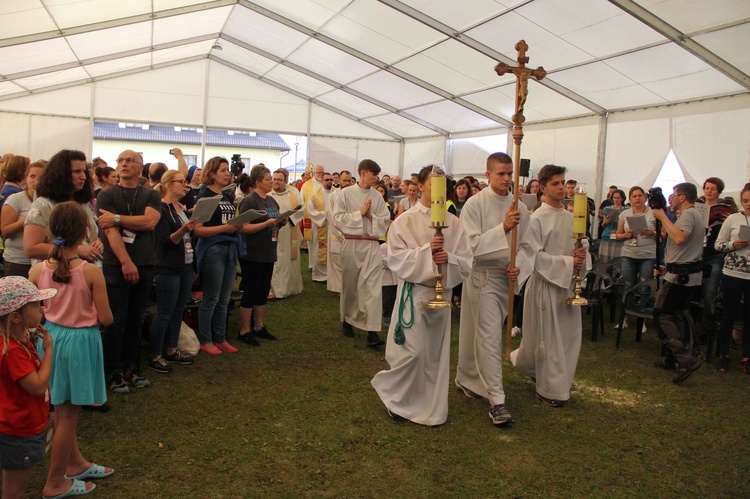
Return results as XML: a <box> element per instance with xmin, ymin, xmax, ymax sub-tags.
<box><xmin>1</xmin><ymin>0</ymin><xmax>749</xmax><ymax>202</ymax></box>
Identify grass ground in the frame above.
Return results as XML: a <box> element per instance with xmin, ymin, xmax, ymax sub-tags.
<box><xmin>26</xmin><ymin>253</ymin><xmax>750</xmax><ymax>498</ymax></box>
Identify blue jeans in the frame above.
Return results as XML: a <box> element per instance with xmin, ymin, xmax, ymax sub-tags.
<box><xmin>150</xmin><ymin>265</ymin><xmax>194</xmax><ymax>357</ymax></box>
<box><xmin>102</xmin><ymin>264</ymin><xmax>155</xmax><ymax>375</ymax></box>
<box><xmin>701</xmin><ymin>253</ymin><xmax>723</xmax><ymax>335</ymax></box>
<box><xmin>620</xmin><ymin>256</ymin><xmax>655</xmax><ymax>310</ymax></box>
<box><xmin>198</xmin><ymin>244</ymin><xmax>237</xmax><ymax>344</ymax></box>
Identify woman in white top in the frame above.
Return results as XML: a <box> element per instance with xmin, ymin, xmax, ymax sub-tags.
<box><xmin>615</xmin><ymin>186</ymin><xmax>657</xmax><ymax>312</ymax></box>
<box><xmin>714</xmin><ymin>183</ymin><xmax>750</xmax><ymax>373</ymax></box>
<box><xmin>1</xmin><ymin>161</ymin><xmax>44</xmax><ymax>277</ymax></box>
<box><xmin>395</xmin><ymin>182</ymin><xmax>419</xmax><ymax>217</ymax></box>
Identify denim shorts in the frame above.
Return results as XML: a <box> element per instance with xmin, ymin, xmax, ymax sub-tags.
<box><xmin>0</xmin><ymin>431</ymin><xmax>44</xmax><ymax>470</ymax></box>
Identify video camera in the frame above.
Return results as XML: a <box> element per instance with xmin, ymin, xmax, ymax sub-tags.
<box><xmin>647</xmin><ymin>187</ymin><xmax>668</xmax><ymax>211</ymax></box>
<box><xmin>230</xmin><ymin>153</ymin><xmax>245</xmax><ymax>177</ymax></box>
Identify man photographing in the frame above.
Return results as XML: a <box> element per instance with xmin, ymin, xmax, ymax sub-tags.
<box><xmin>652</xmin><ymin>182</ymin><xmax>703</xmax><ymax>383</ymax></box>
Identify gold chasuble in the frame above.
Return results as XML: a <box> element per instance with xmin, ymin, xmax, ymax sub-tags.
<box><xmin>312</xmin><ymin>187</ymin><xmax>328</xmax><ymax>265</ymax></box>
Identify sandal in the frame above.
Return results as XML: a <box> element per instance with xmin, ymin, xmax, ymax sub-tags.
<box><xmin>64</xmin><ymin>463</ymin><xmax>114</xmax><ymax>480</ymax></box>
<box><xmin>43</xmin><ymin>479</ymin><xmax>96</xmax><ymax>498</ymax></box>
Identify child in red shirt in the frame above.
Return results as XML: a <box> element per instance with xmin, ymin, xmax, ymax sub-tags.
<box><xmin>0</xmin><ymin>276</ymin><xmax>57</xmax><ymax>499</ymax></box>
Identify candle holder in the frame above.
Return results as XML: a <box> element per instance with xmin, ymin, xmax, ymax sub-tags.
<box><xmin>567</xmin><ymin>182</ymin><xmax>588</xmax><ymax>306</ymax></box>
<box><xmin>566</xmin><ymin>233</ymin><xmax>588</xmax><ymax>306</ymax></box>
<box><xmin>426</xmin><ymin>221</ymin><xmax>452</xmax><ymax>309</ymax></box>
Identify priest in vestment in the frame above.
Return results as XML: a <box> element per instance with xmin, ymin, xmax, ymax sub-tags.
<box><xmin>454</xmin><ymin>152</ymin><xmax>532</xmax><ymax>426</ymax></box>
<box><xmin>308</xmin><ymin>172</ymin><xmax>334</xmax><ymax>282</ymax></box>
<box><xmin>325</xmin><ymin>170</ymin><xmax>354</xmax><ymax>294</ymax></box>
<box><xmin>331</xmin><ymin>160</ymin><xmax>390</xmax><ymax>348</ymax></box>
<box><xmin>511</xmin><ymin>164</ymin><xmax>590</xmax><ymax>407</ymax></box>
<box><xmin>372</xmin><ymin>166</ymin><xmax>471</xmax><ymax>426</ymax></box>
<box><xmin>301</xmin><ymin>164</ymin><xmax>324</xmax><ymax>266</ymax></box>
<box><xmin>269</xmin><ymin>169</ymin><xmax>304</xmax><ymax>298</ymax></box>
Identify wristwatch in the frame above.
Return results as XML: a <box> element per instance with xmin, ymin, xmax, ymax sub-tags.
<box><xmin>114</xmin><ymin>215</ymin><xmax>121</xmax><ymax>225</ymax></box>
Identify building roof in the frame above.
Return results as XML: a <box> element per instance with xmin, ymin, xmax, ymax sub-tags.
<box><xmin>93</xmin><ymin>122</ymin><xmax>290</xmax><ymax>151</ymax></box>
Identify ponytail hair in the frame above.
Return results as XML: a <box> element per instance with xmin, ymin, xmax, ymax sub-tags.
<box><xmin>48</xmin><ymin>202</ymin><xmax>89</xmax><ymax>283</ymax></box>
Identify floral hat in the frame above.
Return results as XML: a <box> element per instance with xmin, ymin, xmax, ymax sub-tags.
<box><xmin>0</xmin><ymin>276</ymin><xmax>57</xmax><ymax>316</ymax></box>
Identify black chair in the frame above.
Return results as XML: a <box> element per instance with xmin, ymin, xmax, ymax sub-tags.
<box><xmin>616</xmin><ymin>278</ymin><xmax>660</xmax><ymax>348</ymax></box>
<box><xmin>581</xmin><ymin>269</ymin><xmax>614</xmax><ymax>341</ymax></box>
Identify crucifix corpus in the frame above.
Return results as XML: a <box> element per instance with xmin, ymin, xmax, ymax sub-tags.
<box><xmin>494</xmin><ymin>40</ymin><xmax>546</xmax><ymax>359</ymax></box>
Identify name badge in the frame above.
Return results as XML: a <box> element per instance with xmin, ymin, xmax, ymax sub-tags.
<box><xmin>122</xmin><ymin>229</ymin><xmax>136</xmax><ymax>244</ymax></box>
<box><xmin>184</xmin><ymin>238</ymin><xmax>193</xmax><ymax>254</ymax></box>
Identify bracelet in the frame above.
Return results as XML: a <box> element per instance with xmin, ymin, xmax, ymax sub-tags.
<box><xmin>503</xmin><ymin>223</ymin><xmax>511</xmax><ymax>233</ymax></box>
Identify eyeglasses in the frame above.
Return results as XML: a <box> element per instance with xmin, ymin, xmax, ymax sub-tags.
<box><xmin>170</xmin><ymin>179</ymin><xmax>187</xmax><ymax>184</ymax></box>
<box><xmin>116</xmin><ymin>158</ymin><xmax>141</xmax><ymax>165</ymax></box>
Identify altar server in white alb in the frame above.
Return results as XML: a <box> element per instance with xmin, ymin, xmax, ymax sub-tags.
<box><xmin>332</xmin><ymin>159</ymin><xmax>390</xmax><ymax>347</ymax></box>
<box><xmin>372</xmin><ymin>166</ymin><xmax>472</xmax><ymax>426</ymax></box>
<box><xmin>454</xmin><ymin>152</ymin><xmax>532</xmax><ymax>426</ymax></box>
<box><xmin>307</xmin><ymin>172</ymin><xmax>334</xmax><ymax>282</ymax></box>
<box><xmin>269</xmin><ymin>169</ymin><xmax>304</xmax><ymax>298</ymax></box>
<box><xmin>325</xmin><ymin>170</ymin><xmax>354</xmax><ymax>294</ymax></box>
<box><xmin>511</xmin><ymin>164</ymin><xmax>590</xmax><ymax>408</ymax></box>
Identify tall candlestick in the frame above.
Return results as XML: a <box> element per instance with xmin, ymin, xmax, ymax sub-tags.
<box><xmin>431</xmin><ymin>167</ymin><xmax>447</xmax><ymax>224</ymax></box>
<box><xmin>572</xmin><ymin>183</ymin><xmax>587</xmax><ymax>235</ymax></box>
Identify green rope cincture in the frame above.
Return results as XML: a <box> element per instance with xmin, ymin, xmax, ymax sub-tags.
<box><xmin>393</xmin><ymin>282</ymin><xmax>414</xmax><ymax>345</ymax></box>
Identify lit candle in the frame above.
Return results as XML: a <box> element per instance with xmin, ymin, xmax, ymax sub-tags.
<box><xmin>572</xmin><ymin>183</ymin><xmax>587</xmax><ymax>234</ymax></box>
<box><xmin>431</xmin><ymin>170</ymin><xmax>447</xmax><ymax>224</ymax></box>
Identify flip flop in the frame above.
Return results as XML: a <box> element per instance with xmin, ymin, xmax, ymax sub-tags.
<box><xmin>43</xmin><ymin>479</ymin><xmax>96</xmax><ymax>499</ymax></box>
<box><xmin>64</xmin><ymin>463</ymin><xmax>114</xmax><ymax>480</ymax></box>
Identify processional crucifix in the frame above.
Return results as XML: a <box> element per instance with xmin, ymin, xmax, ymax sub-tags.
<box><xmin>494</xmin><ymin>40</ymin><xmax>546</xmax><ymax>359</ymax></box>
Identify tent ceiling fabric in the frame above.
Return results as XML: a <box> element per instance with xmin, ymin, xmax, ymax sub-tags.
<box><xmin>0</xmin><ymin>0</ymin><xmax>749</xmax><ymax>140</ymax></box>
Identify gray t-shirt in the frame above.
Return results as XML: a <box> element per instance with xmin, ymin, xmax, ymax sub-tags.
<box><xmin>2</xmin><ymin>191</ymin><xmax>32</xmax><ymax>264</ymax></box>
<box><xmin>665</xmin><ymin>206</ymin><xmax>704</xmax><ymax>286</ymax></box>
<box><xmin>24</xmin><ymin>196</ymin><xmax>100</xmax><ymax>266</ymax></box>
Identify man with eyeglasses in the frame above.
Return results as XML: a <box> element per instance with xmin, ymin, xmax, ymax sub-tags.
<box><xmin>96</xmin><ymin>150</ymin><xmax>162</xmax><ymax>394</ymax></box>
<box><xmin>308</xmin><ymin>173</ymin><xmax>334</xmax><ymax>282</ymax></box>
<box><xmin>652</xmin><ymin>182</ymin><xmax>704</xmax><ymax>383</ymax></box>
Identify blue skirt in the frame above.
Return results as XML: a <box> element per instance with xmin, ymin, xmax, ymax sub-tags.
<box><xmin>38</xmin><ymin>322</ymin><xmax>107</xmax><ymax>406</ymax></box>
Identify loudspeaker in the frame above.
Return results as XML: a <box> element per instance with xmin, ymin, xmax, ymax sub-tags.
<box><xmin>519</xmin><ymin>158</ymin><xmax>531</xmax><ymax>177</ymax></box>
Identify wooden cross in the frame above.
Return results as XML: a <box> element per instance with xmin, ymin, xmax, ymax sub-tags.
<box><xmin>494</xmin><ymin>40</ymin><xmax>546</xmax><ymax>359</ymax></box>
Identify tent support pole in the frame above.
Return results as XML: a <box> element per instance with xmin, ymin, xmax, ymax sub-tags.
<box><xmin>594</xmin><ymin>113</ymin><xmax>609</xmax><ymax>213</ymax></box>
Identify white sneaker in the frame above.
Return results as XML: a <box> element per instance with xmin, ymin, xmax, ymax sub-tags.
<box><xmin>622</xmin><ymin>319</ymin><xmax>629</xmax><ymax>329</ymax></box>
<box><xmin>642</xmin><ymin>323</ymin><xmax>647</xmax><ymax>334</ymax></box>
<box><xmin>511</xmin><ymin>326</ymin><xmax>522</xmax><ymax>337</ymax></box>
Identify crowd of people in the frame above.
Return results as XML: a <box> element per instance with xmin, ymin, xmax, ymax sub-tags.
<box><xmin>0</xmin><ymin>147</ymin><xmax>748</xmax><ymax>497</ymax></box>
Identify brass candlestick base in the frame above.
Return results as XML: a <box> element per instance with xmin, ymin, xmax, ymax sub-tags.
<box><xmin>426</xmin><ymin>222</ymin><xmax>452</xmax><ymax>310</ymax></box>
<box><xmin>566</xmin><ymin>233</ymin><xmax>588</xmax><ymax>306</ymax></box>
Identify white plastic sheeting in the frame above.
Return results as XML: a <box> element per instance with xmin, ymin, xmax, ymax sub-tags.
<box><xmin>0</xmin><ymin>112</ymin><xmax>91</xmax><ymax>161</ymax></box>
<box><xmin>308</xmin><ymin>136</ymin><xmax>400</xmax><ymax>174</ymax></box>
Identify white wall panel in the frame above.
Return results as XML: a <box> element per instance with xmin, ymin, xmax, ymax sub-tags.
<box><xmin>207</xmin><ymin>62</ymin><xmax>309</xmax><ymax>133</ymax></box>
<box><xmin>603</xmin><ymin>116</ymin><xmax>670</xmax><ymax>193</ymax></box>
<box><xmin>0</xmin><ymin>85</ymin><xmax>93</xmax><ymax>117</ymax></box>
<box><xmin>308</xmin><ymin>136</ymin><xmax>399</xmax><ymax>174</ymax></box>
<box><xmin>403</xmin><ymin>137</ymin><xmax>445</xmax><ymax>177</ymax></box>
<box><xmin>94</xmin><ymin>61</ymin><xmax>206</xmax><ymax>125</ymax></box>
<box><xmin>0</xmin><ymin>112</ymin><xmax>91</xmax><ymax>161</ymax></box>
<box><xmin>310</xmin><ymin>105</ymin><xmax>392</xmax><ymax>140</ymax></box>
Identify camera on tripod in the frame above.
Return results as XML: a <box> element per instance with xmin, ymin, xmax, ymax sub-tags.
<box><xmin>230</xmin><ymin>154</ymin><xmax>244</xmax><ymax>177</ymax></box>
<box><xmin>647</xmin><ymin>187</ymin><xmax>668</xmax><ymax>211</ymax></box>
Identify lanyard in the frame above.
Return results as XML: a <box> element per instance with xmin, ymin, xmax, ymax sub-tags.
<box><xmin>118</xmin><ymin>185</ymin><xmax>139</xmax><ymax>216</ymax></box>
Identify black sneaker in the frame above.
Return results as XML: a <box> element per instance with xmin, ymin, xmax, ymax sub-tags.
<box><xmin>387</xmin><ymin>409</ymin><xmax>406</xmax><ymax>422</ymax></box>
<box><xmin>109</xmin><ymin>370</ymin><xmax>128</xmax><ymax>394</ymax></box>
<box><xmin>537</xmin><ymin>392</ymin><xmax>565</xmax><ymax>408</ymax></box>
<box><xmin>254</xmin><ymin>327</ymin><xmax>276</xmax><ymax>341</ymax></box>
<box><xmin>455</xmin><ymin>379</ymin><xmax>481</xmax><ymax>399</ymax></box>
<box><xmin>148</xmin><ymin>356</ymin><xmax>173</xmax><ymax>374</ymax></box>
<box><xmin>367</xmin><ymin>331</ymin><xmax>384</xmax><ymax>348</ymax></box>
<box><xmin>238</xmin><ymin>332</ymin><xmax>261</xmax><ymax>347</ymax></box>
<box><xmin>164</xmin><ymin>350</ymin><xmax>194</xmax><ymax>365</ymax></box>
<box><xmin>124</xmin><ymin>368</ymin><xmax>151</xmax><ymax>388</ymax></box>
<box><xmin>672</xmin><ymin>359</ymin><xmax>701</xmax><ymax>384</ymax></box>
<box><xmin>489</xmin><ymin>404</ymin><xmax>513</xmax><ymax>425</ymax></box>
<box><xmin>342</xmin><ymin>321</ymin><xmax>355</xmax><ymax>338</ymax></box>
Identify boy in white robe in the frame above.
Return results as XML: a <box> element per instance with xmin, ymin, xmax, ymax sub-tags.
<box><xmin>372</xmin><ymin>166</ymin><xmax>472</xmax><ymax>425</ymax></box>
<box><xmin>307</xmin><ymin>172</ymin><xmax>334</xmax><ymax>282</ymax></box>
<box><xmin>511</xmin><ymin>164</ymin><xmax>590</xmax><ymax>407</ymax></box>
<box><xmin>455</xmin><ymin>152</ymin><xmax>532</xmax><ymax>426</ymax></box>
<box><xmin>331</xmin><ymin>160</ymin><xmax>390</xmax><ymax>347</ymax></box>
<box><xmin>325</xmin><ymin>171</ymin><xmax>353</xmax><ymax>294</ymax></box>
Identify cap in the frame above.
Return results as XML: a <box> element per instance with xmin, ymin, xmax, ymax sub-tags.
<box><xmin>0</xmin><ymin>276</ymin><xmax>57</xmax><ymax>316</ymax></box>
